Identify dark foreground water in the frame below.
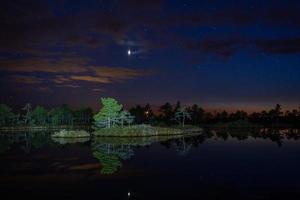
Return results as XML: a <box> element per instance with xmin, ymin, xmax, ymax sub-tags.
<box><xmin>0</xmin><ymin>129</ymin><xmax>300</xmax><ymax>200</ymax></box>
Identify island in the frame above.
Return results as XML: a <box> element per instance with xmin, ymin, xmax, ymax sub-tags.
<box><xmin>91</xmin><ymin>98</ymin><xmax>202</xmax><ymax>137</ymax></box>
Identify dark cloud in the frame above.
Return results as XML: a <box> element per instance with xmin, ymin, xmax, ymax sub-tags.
<box><xmin>183</xmin><ymin>38</ymin><xmax>248</xmax><ymax>58</ymax></box>
<box><xmin>255</xmin><ymin>37</ymin><xmax>300</xmax><ymax>54</ymax></box>
<box><xmin>263</xmin><ymin>4</ymin><xmax>300</xmax><ymax>27</ymax></box>
<box><xmin>182</xmin><ymin>35</ymin><xmax>300</xmax><ymax>58</ymax></box>
<box><xmin>114</xmin><ymin>0</ymin><xmax>162</xmax><ymax>12</ymax></box>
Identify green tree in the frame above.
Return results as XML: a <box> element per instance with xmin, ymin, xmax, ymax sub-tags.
<box><xmin>31</xmin><ymin>106</ymin><xmax>48</xmax><ymax>125</ymax></box>
<box><xmin>49</xmin><ymin>105</ymin><xmax>73</xmax><ymax>125</ymax></box>
<box><xmin>0</xmin><ymin>104</ymin><xmax>15</xmax><ymax>126</ymax></box>
<box><xmin>94</xmin><ymin>97</ymin><xmax>123</xmax><ymax>128</ymax></box>
<box><xmin>49</xmin><ymin>107</ymin><xmax>63</xmax><ymax>125</ymax></box>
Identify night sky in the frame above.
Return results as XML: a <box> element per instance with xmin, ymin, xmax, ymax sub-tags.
<box><xmin>0</xmin><ymin>0</ymin><xmax>299</xmax><ymax>111</ymax></box>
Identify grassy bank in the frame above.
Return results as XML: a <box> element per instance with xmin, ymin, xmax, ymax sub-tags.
<box><xmin>92</xmin><ymin>124</ymin><xmax>202</xmax><ymax>137</ymax></box>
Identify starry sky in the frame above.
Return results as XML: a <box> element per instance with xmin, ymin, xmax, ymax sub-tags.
<box><xmin>0</xmin><ymin>0</ymin><xmax>299</xmax><ymax>111</ymax></box>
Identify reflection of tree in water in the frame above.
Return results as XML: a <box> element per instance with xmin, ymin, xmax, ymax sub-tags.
<box><xmin>162</xmin><ymin>128</ymin><xmax>300</xmax><ymax>151</ymax></box>
<box><xmin>161</xmin><ymin>135</ymin><xmax>208</xmax><ymax>156</ymax></box>
<box><xmin>92</xmin><ymin>143</ymin><xmax>134</xmax><ymax>174</ymax></box>
<box><xmin>175</xmin><ymin>137</ymin><xmax>192</xmax><ymax>156</ymax></box>
<box><xmin>0</xmin><ymin>138</ymin><xmax>14</xmax><ymax>154</ymax></box>
<box><xmin>91</xmin><ymin>135</ymin><xmax>190</xmax><ymax>174</ymax></box>
<box><xmin>93</xmin><ymin>150</ymin><xmax>122</xmax><ymax>174</ymax></box>
<box><xmin>259</xmin><ymin>128</ymin><xmax>284</xmax><ymax>147</ymax></box>
<box><xmin>210</xmin><ymin>127</ymin><xmax>300</xmax><ymax>147</ymax></box>
<box><xmin>0</xmin><ymin>132</ymin><xmax>52</xmax><ymax>154</ymax></box>
<box><xmin>21</xmin><ymin>132</ymin><xmax>52</xmax><ymax>153</ymax></box>
<box><xmin>215</xmin><ymin>130</ymin><xmax>229</xmax><ymax>140</ymax></box>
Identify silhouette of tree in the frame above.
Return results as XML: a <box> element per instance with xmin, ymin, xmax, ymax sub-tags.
<box><xmin>173</xmin><ymin>101</ymin><xmax>181</xmax><ymax>113</ymax></box>
<box><xmin>268</xmin><ymin>104</ymin><xmax>282</xmax><ymax>125</ymax></box>
<box><xmin>230</xmin><ymin>110</ymin><xmax>248</xmax><ymax>121</ymax></box>
<box><xmin>144</xmin><ymin>103</ymin><xmax>154</xmax><ymax>123</ymax></box>
<box><xmin>217</xmin><ymin>110</ymin><xmax>229</xmax><ymax>122</ymax></box>
<box><xmin>159</xmin><ymin>102</ymin><xmax>174</xmax><ymax>125</ymax></box>
<box><xmin>73</xmin><ymin>107</ymin><xmax>93</xmax><ymax>125</ymax></box>
<box><xmin>187</xmin><ymin>104</ymin><xmax>205</xmax><ymax>125</ymax></box>
<box><xmin>129</xmin><ymin>105</ymin><xmax>145</xmax><ymax>123</ymax></box>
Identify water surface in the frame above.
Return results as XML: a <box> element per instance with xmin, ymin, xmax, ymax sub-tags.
<box><xmin>0</xmin><ymin>129</ymin><xmax>300</xmax><ymax>199</ymax></box>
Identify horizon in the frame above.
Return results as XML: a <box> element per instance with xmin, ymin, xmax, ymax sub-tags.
<box><xmin>4</xmin><ymin>100</ymin><xmax>298</xmax><ymax>114</ymax></box>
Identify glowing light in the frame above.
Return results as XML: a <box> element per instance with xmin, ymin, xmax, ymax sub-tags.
<box><xmin>128</xmin><ymin>192</ymin><xmax>131</xmax><ymax>197</ymax></box>
<box><xmin>127</xmin><ymin>49</ymin><xmax>131</xmax><ymax>56</ymax></box>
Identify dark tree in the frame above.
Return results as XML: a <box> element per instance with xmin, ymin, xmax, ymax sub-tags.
<box><xmin>187</xmin><ymin>104</ymin><xmax>205</xmax><ymax>125</ymax></box>
<box><xmin>159</xmin><ymin>102</ymin><xmax>174</xmax><ymax>125</ymax></box>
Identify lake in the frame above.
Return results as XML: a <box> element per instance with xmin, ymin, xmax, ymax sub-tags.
<box><xmin>0</xmin><ymin>129</ymin><xmax>300</xmax><ymax>199</ymax></box>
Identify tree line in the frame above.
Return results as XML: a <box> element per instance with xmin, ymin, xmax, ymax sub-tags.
<box><xmin>130</xmin><ymin>102</ymin><xmax>300</xmax><ymax>127</ymax></box>
<box><xmin>0</xmin><ymin>103</ymin><xmax>93</xmax><ymax>126</ymax></box>
<box><xmin>0</xmin><ymin>100</ymin><xmax>299</xmax><ymax>127</ymax></box>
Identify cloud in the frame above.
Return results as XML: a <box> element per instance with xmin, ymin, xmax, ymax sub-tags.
<box><xmin>92</xmin><ymin>66</ymin><xmax>152</xmax><ymax>80</ymax></box>
<box><xmin>69</xmin><ymin>67</ymin><xmax>152</xmax><ymax>84</ymax></box>
<box><xmin>183</xmin><ymin>36</ymin><xmax>300</xmax><ymax>58</ymax></box>
<box><xmin>53</xmin><ymin>75</ymin><xmax>72</xmax><ymax>84</ymax></box>
<box><xmin>183</xmin><ymin>37</ymin><xmax>247</xmax><ymax>58</ymax></box>
<box><xmin>11</xmin><ymin>75</ymin><xmax>45</xmax><ymax>84</ymax></box>
<box><xmin>37</xmin><ymin>86</ymin><xmax>50</xmax><ymax>92</ymax></box>
<box><xmin>65</xmin><ymin>35</ymin><xmax>105</xmax><ymax>49</ymax></box>
<box><xmin>56</xmin><ymin>84</ymin><xmax>81</xmax><ymax>88</ymax></box>
<box><xmin>70</xmin><ymin>75</ymin><xmax>112</xmax><ymax>84</ymax></box>
<box><xmin>0</xmin><ymin>56</ymin><xmax>90</xmax><ymax>73</ymax></box>
<box><xmin>255</xmin><ymin>37</ymin><xmax>300</xmax><ymax>54</ymax></box>
<box><xmin>92</xmin><ymin>88</ymin><xmax>104</xmax><ymax>92</ymax></box>
<box><xmin>0</xmin><ymin>55</ymin><xmax>153</xmax><ymax>90</ymax></box>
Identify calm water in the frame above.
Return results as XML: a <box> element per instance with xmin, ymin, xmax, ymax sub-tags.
<box><xmin>0</xmin><ymin>129</ymin><xmax>300</xmax><ymax>199</ymax></box>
